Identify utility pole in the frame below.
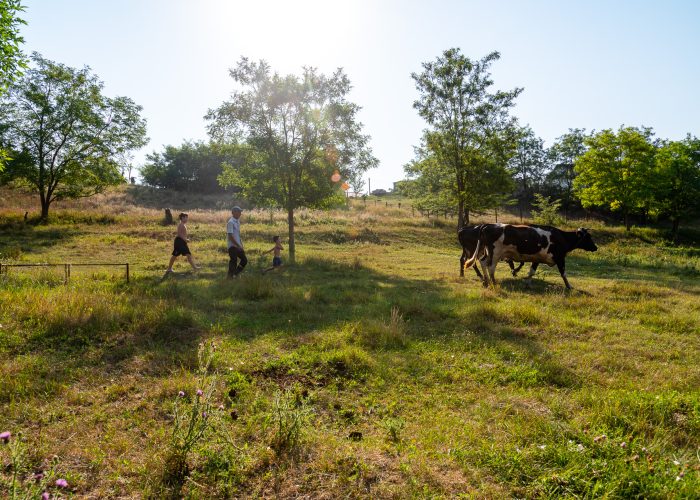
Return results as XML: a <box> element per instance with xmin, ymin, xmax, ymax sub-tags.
<box><xmin>368</xmin><ymin>178</ymin><xmax>371</xmax><ymax>195</ymax></box>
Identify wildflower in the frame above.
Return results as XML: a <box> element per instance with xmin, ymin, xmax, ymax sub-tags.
<box><xmin>56</xmin><ymin>478</ymin><xmax>68</xmax><ymax>488</ymax></box>
<box><xmin>576</xmin><ymin>444</ymin><xmax>585</xmax><ymax>452</ymax></box>
<box><xmin>34</xmin><ymin>471</ymin><xmax>44</xmax><ymax>482</ymax></box>
<box><xmin>538</xmin><ymin>445</ymin><xmax>546</xmax><ymax>450</ymax></box>
<box><xmin>0</xmin><ymin>431</ymin><xmax>10</xmax><ymax>443</ymax></box>
<box><xmin>178</xmin><ymin>391</ymin><xmax>185</xmax><ymax>397</ymax></box>
<box><xmin>673</xmin><ymin>460</ymin><xmax>681</xmax><ymax>465</ymax></box>
<box><xmin>41</xmin><ymin>493</ymin><xmax>50</xmax><ymax>500</ymax></box>
<box><xmin>196</xmin><ymin>389</ymin><xmax>203</xmax><ymax>397</ymax></box>
<box><xmin>218</xmin><ymin>404</ymin><xmax>225</xmax><ymax>410</ymax></box>
<box><xmin>593</xmin><ymin>434</ymin><xmax>607</xmax><ymax>443</ymax></box>
<box><xmin>620</xmin><ymin>441</ymin><xmax>627</xmax><ymax>448</ymax></box>
<box><xmin>202</xmin><ymin>411</ymin><xmax>208</xmax><ymax>418</ymax></box>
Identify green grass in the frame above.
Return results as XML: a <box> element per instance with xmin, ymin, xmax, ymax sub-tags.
<box><xmin>1</xmin><ymin>188</ymin><xmax>699</xmax><ymax>497</ymax></box>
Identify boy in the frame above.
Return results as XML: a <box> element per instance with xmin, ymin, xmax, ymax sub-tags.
<box><xmin>165</xmin><ymin>213</ymin><xmax>200</xmax><ymax>274</ymax></box>
<box><xmin>262</xmin><ymin>235</ymin><xmax>283</xmax><ymax>274</ymax></box>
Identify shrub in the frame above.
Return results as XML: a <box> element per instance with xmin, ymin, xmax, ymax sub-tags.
<box><xmin>531</xmin><ymin>194</ymin><xmax>564</xmax><ymax>226</ymax></box>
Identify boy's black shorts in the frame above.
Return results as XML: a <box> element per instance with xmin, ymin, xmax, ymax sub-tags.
<box><xmin>172</xmin><ymin>236</ymin><xmax>191</xmax><ymax>256</ymax></box>
<box><xmin>273</xmin><ymin>256</ymin><xmax>282</xmax><ymax>267</ymax></box>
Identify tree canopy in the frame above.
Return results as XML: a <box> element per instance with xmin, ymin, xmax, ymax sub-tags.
<box><xmin>0</xmin><ymin>53</ymin><xmax>148</xmax><ymax>219</ymax></box>
<box><xmin>574</xmin><ymin>126</ymin><xmax>656</xmax><ymax>230</ymax></box>
<box><xmin>653</xmin><ymin>135</ymin><xmax>700</xmax><ymax>240</ymax></box>
<box><xmin>410</xmin><ymin>48</ymin><xmax>521</xmax><ymax>227</ymax></box>
<box><xmin>208</xmin><ymin>58</ymin><xmax>377</xmax><ymax>260</ymax></box>
<box><xmin>0</xmin><ymin>0</ymin><xmax>26</xmax><ymax>169</ymax></box>
<box><xmin>141</xmin><ymin>141</ymin><xmax>241</xmax><ymax>194</ymax></box>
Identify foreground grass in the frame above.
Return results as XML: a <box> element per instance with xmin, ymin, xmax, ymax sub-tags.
<box><xmin>1</xmin><ymin>189</ymin><xmax>699</xmax><ymax>497</ymax></box>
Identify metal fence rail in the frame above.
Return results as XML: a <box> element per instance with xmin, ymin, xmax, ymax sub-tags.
<box><xmin>0</xmin><ymin>262</ymin><xmax>130</xmax><ymax>283</ymax></box>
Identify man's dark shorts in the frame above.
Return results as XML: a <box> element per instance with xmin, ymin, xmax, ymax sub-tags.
<box><xmin>273</xmin><ymin>257</ymin><xmax>282</xmax><ymax>267</ymax></box>
<box><xmin>172</xmin><ymin>236</ymin><xmax>191</xmax><ymax>256</ymax></box>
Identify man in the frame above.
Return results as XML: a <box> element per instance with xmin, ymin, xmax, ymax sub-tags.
<box><xmin>227</xmin><ymin>206</ymin><xmax>247</xmax><ymax>278</ymax></box>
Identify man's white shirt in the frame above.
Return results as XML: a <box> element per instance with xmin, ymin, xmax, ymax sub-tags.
<box><xmin>227</xmin><ymin>217</ymin><xmax>242</xmax><ymax>249</ymax></box>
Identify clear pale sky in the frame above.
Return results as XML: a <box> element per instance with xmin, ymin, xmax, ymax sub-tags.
<box><xmin>20</xmin><ymin>0</ymin><xmax>700</xmax><ymax>190</ymax></box>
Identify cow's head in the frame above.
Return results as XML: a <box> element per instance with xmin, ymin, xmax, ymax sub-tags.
<box><xmin>576</xmin><ymin>228</ymin><xmax>598</xmax><ymax>252</ymax></box>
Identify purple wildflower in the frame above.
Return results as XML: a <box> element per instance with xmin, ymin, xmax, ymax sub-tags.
<box><xmin>196</xmin><ymin>389</ymin><xmax>203</xmax><ymax>397</ymax></box>
<box><xmin>218</xmin><ymin>404</ymin><xmax>225</xmax><ymax>410</ymax></box>
<box><xmin>34</xmin><ymin>471</ymin><xmax>45</xmax><ymax>482</ymax></box>
<box><xmin>202</xmin><ymin>411</ymin><xmax>208</xmax><ymax>418</ymax></box>
<box><xmin>178</xmin><ymin>391</ymin><xmax>185</xmax><ymax>397</ymax></box>
<box><xmin>0</xmin><ymin>431</ymin><xmax>10</xmax><ymax>443</ymax></box>
<box><xmin>55</xmin><ymin>478</ymin><xmax>68</xmax><ymax>488</ymax></box>
<box><xmin>41</xmin><ymin>493</ymin><xmax>50</xmax><ymax>500</ymax></box>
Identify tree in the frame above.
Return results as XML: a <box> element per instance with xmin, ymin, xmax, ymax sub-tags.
<box><xmin>141</xmin><ymin>141</ymin><xmax>240</xmax><ymax>193</ymax></box>
<box><xmin>208</xmin><ymin>58</ymin><xmax>378</xmax><ymax>261</ymax></box>
<box><xmin>653</xmin><ymin>136</ymin><xmax>700</xmax><ymax>241</ymax></box>
<box><xmin>0</xmin><ymin>53</ymin><xmax>148</xmax><ymax>219</ymax></box>
<box><xmin>574</xmin><ymin>126</ymin><xmax>656</xmax><ymax>230</ymax></box>
<box><xmin>411</xmin><ymin>48</ymin><xmax>522</xmax><ymax>227</ymax></box>
<box><xmin>0</xmin><ymin>0</ymin><xmax>26</xmax><ymax>169</ymax></box>
<box><xmin>545</xmin><ymin>128</ymin><xmax>588</xmax><ymax>214</ymax></box>
<box><xmin>510</xmin><ymin>125</ymin><xmax>547</xmax><ymax>220</ymax></box>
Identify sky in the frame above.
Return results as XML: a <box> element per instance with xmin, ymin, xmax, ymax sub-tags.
<box><xmin>19</xmin><ymin>0</ymin><xmax>700</xmax><ymax>191</ymax></box>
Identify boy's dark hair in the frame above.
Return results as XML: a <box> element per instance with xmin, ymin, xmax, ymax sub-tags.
<box><xmin>178</xmin><ymin>212</ymin><xmax>188</xmax><ymax>220</ymax></box>
<box><xmin>272</xmin><ymin>235</ymin><xmax>280</xmax><ymax>242</ymax></box>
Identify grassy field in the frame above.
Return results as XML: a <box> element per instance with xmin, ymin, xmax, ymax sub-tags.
<box><xmin>1</xmin><ymin>186</ymin><xmax>699</xmax><ymax>498</ymax></box>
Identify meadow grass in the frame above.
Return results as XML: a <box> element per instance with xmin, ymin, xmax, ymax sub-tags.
<box><xmin>0</xmin><ymin>186</ymin><xmax>699</xmax><ymax>497</ymax></box>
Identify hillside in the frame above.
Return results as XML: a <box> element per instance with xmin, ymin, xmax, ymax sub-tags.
<box><xmin>1</xmin><ymin>187</ymin><xmax>699</xmax><ymax>498</ymax></box>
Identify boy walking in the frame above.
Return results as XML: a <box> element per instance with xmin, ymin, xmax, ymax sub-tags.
<box><xmin>227</xmin><ymin>206</ymin><xmax>247</xmax><ymax>278</ymax></box>
<box><xmin>165</xmin><ymin>212</ymin><xmax>200</xmax><ymax>274</ymax></box>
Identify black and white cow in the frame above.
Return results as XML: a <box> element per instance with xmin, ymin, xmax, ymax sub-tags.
<box><xmin>464</xmin><ymin>224</ymin><xmax>598</xmax><ymax>289</ymax></box>
<box><xmin>458</xmin><ymin>224</ymin><xmax>524</xmax><ymax>280</ymax></box>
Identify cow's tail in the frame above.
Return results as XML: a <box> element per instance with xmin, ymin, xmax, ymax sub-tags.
<box><xmin>463</xmin><ymin>236</ymin><xmax>482</xmax><ymax>270</ymax></box>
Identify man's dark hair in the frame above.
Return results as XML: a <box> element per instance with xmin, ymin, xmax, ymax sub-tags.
<box><xmin>178</xmin><ymin>212</ymin><xmax>188</xmax><ymax>220</ymax></box>
<box><xmin>273</xmin><ymin>235</ymin><xmax>280</xmax><ymax>242</ymax></box>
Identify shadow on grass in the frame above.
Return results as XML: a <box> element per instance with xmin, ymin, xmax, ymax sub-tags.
<box><xmin>1</xmin><ymin>256</ymin><xmax>583</xmax><ymax>403</ymax></box>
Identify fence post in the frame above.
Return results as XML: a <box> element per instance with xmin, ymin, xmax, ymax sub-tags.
<box><xmin>64</xmin><ymin>264</ymin><xmax>68</xmax><ymax>284</ymax></box>
<box><xmin>126</xmin><ymin>263</ymin><xmax>130</xmax><ymax>283</ymax></box>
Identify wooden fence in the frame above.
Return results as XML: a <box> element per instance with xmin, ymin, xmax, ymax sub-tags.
<box><xmin>0</xmin><ymin>262</ymin><xmax>130</xmax><ymax>284</ymax></box>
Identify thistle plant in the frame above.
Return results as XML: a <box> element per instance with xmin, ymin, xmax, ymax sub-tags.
<box><xmin>0</xmin><ymin>431</ymin><xmax>68</xmax><ymax>499</ymax></box>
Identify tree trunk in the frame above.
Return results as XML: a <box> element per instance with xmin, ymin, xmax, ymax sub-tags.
<box><xmin>464</xmin><ymin>208</ymin><xmax>470</xmax><ymax>226</ymax></box>
<box><xmin>40</xmin><ymin>198</ymin><xmax>50</xmax><ymax>221</ymax></box>
<box><xmin>287</xmin><ymin>207</ymin><xmax>296</xmax><ymax>263</ymax></box>
<box><xmin>457</xmin><ymin>199</ymin><xmax>465</xmax><ymax>229</ymax></box>
<box><xmin>624</xmin><ymin>211</ymin><xmax>631</xmax><ymax>231</ymax></box>
<box><xmin>672</xmin><ymin>217</ymin><xmax>680</xmax><ymax>243</ymax></box>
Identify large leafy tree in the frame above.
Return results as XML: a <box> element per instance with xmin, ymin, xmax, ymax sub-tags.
<box><xmin>0</xmin><ymin>53</ymin><xmax>148</xmax><ymax>219</ymax></box>
<box><xmin>208</xmin><ymin>58</ymin><xmax>378</xmax><ymax>261</ymax></box>
<box><xmin>141</xmin><ymin>141</ymin><xmax>240</xmax><ymax>193</ymax></box>
<box><xmin>653</xmin><ymin>136</ymin><xmax>700</xmax><ymax>241</ymax></box>
<box><xmin>0</xmin><ymin>0</ymin><xmax>26</xmax><ymax>169</ymax></box>
<box><xmin>545</xmin><ymin>128</ymin><xmax>588</xmax><ymax>212</ymax></box>
<box><xmin>411</xmin><ymin>48</ymin><xmax>521</xmax><ymax>227</ymax></box>
<box><xmin>574</xmin><ymin>126</ymin><xmax>656</xmax><ymax>230</ymax></box>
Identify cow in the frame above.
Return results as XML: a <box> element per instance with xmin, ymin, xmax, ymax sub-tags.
<box><xmin>464</xmin><ymin>224</ymin><xmax>598</xmax><ymax>289</ymax></box>
<box><xmin>459</xmin><ymin>224</ymin><xmax>525</xmax><ymax>280</ymax></box>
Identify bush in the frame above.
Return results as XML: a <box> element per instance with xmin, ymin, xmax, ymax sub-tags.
<box><xmin>531</xmin><ymin>194</ymin><xmax>564</xmax><ymax>226</ymax></box>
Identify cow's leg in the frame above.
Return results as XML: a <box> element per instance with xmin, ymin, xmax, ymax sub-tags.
<box><xmin>526</xmin><ymin>262</ymin><xmax>539</xmax><ymax>279</ymax></box>
<box><xmin>460</xmin><ymin>249</ymin><xmax>467</xmax><ymax>277</ymax></box>
<box><xmin>510</xmin><ymin>260</ymin><xmax>525</xmax><ymax>277</ymax></box>
<box><xmin>555</xmin><ymin>259</ymin><xmax>572</xmax><ymax>289</ymax></box>
<box><xmin>478</xmin><ymin>256</ymin><xmax>490</xmax><ymax>287</ymax></box>
<box><xmin>473</xmin><ymin>261</ymin><xmax>484</xmax><ymax>280</ymax></box>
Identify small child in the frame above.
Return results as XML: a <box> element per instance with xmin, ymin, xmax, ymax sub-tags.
<box><xmin>165</xmin><ymin>212</ymin><xmax>201</xmax><ymax>274</ymax></box>
<box><xmin>262</xmin><ymin>236</ymin><xmax>283</xmax><ymax>274</ymax></box>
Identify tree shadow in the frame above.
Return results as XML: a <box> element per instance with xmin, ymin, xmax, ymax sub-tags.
<box><xmin>1</xmin><ymin>256</ymin><xmax>581</xmax><ymax>404</ymax></box>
